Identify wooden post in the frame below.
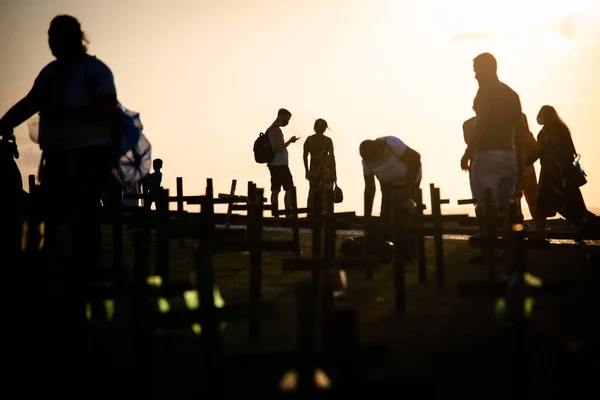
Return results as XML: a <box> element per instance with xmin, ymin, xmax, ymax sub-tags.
<box><xmin>291</xmin><ymin>186</ymin><xmax>301</xmax><ymax>257</ymax></box>
<box><xmin>132</xmin><ymin>230</ymin><xmax>152</xmax><ymax>394</ymax></box>
<box><xmin>483</xmin><ymin>187</ymin><xmax>497</xmax><ymax>282</ymax></box>
<box><xmin>321</xmin><ymin>189</ymin><xmax>336</xmax><ymax>339</ymax></box>
<box><xmin>248</xmin><ymin>183</ymin><xmax>264</xmax><ymax>344</ymax></box>
<box><xmin>28</xmin><ymin>174</ymin><xmax>36</xmax><ymax>192</ymax></box>
<box><xmin>197</xmin><ymin>178</ymin><xmax>222</xmax><ymax>394</ymax></box>
<box><xmin>392</xmin><ymin>192</ymin><xmax>406</xmax><ymax>315</ymax></box>
<box><xmin>156</xmin><ymin>188</ymin><xmax>170</xmax><ymax>284</ymax></box>
<box><xmin>415</xmin><ymin>188</ymin><xmax>427</xmax><ymax>284</ymax></box>
<box><xmin>112</xmin><ymin>181</ymin><xmax>124</xmax><ymax>281</ymax></box>
<box><xmin>504</xmin><ymin>199</ymin><xmax>528</xmax><ymax>394</ymax></box>
<box><xmin>311</xmin><ymin>190</ymin><xmax>323</xmax><ymax>287</ymax></box>
<box><xmin>225</xmin><ymin>179</ymin><xmax>237</xmax><ymax>230</ymax></box>
<box><xmin>295</xmin><ymin>281</ymin><xmax>316</xmax><ymax>392</ymax></box>
<box><xmin>176</xmin><ymin>177</ymin><xmax>185</xmax><ymax>247</ymax></box>
<box><xmin>430</xmin><ymin>184</ymin><xmax>445</xmax><ymax>291</ymax></box>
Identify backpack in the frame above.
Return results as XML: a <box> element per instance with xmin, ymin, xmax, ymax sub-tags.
<box><xmin>253</xmin><ymin>126</ymin><xmax>275</xmax><ymax>164</ymax></box>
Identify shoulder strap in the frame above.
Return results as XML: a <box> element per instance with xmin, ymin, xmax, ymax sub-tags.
<box><xmin>384</xmin><ymin>137</ymin><xmax>397</xmax><ymax>157</ymax></box>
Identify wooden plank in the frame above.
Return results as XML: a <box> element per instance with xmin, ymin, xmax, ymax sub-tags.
<box><xmin>282</xmin><ymin>257</ymin><xmax>379</xmax><ymax>271</ymax></box>
<box><xmin>153</xmin><ymin>301</ymin><xmax>279</xmax><ymax>328</ymax></box>
<box><xmin>415</xmin><ymin>188</ymin><xmax>427</xmax><ymax>283</ymax></box>
<box><xmin>457</xmin><ymin>279</ymin><xmax>572</xmax><ymax>298</ymax></box>
<box><xmin>224</xmin><ymin>179</ymin><xmax>237</xmax><ymax>230</ymax></box>
<box><xmin>85</xmin><ymin>282</ymin><xmax>198</xmax><ymax>300</ymax></box>
<box><xmin>248</xmin><ymin>184</ymin><xmax>263</xmax><ymax>343</ymax></box>
<box><xmin>225</xmin><ymin>343</ymin><xmax>389</xmax><ymax>366</ymax></box>
<box><xmin>457</xmin><ymin>198</ymin><xmax>476</xmax><ymax>205</ymax></box>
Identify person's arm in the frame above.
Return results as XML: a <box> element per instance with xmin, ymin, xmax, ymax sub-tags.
<box><xmin>364</xmin><ymin>173</ymin><xmax>376</xmax><ymax>217</ymax></box>
<box><xmin>0</xmin><ymin>90</ymin><xmax>39</xmax><ymax>137</ymax></box>
<box><xmin>399</xmin><ymin>146</ymin><xmax>421</xmax><ymax>189</ymax></box>
<box><xmin>330</xmin><ymin>138</ymin><xmax>337</xmax><ymax>182</ymax></box>
<box><xmin>461</xmin><ymin>145</ymin><xmax>473</xmax><ymax>171</ymax></box>
<box><xmin>303</xmin><ymin>137</ymin><xmax>310</xmax><ymax>179</ymax></box>
<box><xmin>512</xmin><ymin>98</ymin><xmax>527</xmax><ymax>177</ymax></box>
<box><xmin>272</xmin><ymin>128</ymin><xmax>298</xmax><ymax>152</ymax></box>
<box><xmin>472</xmin><ymin>88</ymin><xmax>491</xmax><ymax>152</ymax></box>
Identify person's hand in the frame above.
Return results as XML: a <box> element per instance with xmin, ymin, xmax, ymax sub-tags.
<box><xmin>461</xmin><ymin>153</ymin><xmax>470</xmax><ymax>172</ymax></box>
<box><xmin>290</xmin><ymin>136</ymin><xmax>300</xmax><ymax>144</ymax></box>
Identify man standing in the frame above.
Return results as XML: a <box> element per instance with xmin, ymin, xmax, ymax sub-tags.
<box><xmin>267</xmin><ymin>108</ymin><xmax>299</xmax><ymax>218</ymax></box>
<box><xmin>470</xmin><ymin>53</ymin><xmax>526</xmax><ymax>229</ymax></box>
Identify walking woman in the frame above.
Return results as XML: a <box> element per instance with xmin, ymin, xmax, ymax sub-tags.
<box><xmin>526</xmin><ymin>105</ymin><xmax>595</xmax><ymax>242</ymax></box>
<box><xmin>303</xmin><ymin>118</ymin><xmax>337</xmax><ymax>213</ymax></box>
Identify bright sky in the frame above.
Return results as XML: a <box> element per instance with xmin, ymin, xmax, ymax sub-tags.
<box><xmin>1</xmin><ymin>0</ymin><xmax>599</xmax><ymax>216</ymax></box>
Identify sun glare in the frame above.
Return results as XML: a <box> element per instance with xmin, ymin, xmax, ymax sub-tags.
<box><xmin>425</xmin><ymin>0</ymin><xmax>595</xmax><ymax>41</ymax></box>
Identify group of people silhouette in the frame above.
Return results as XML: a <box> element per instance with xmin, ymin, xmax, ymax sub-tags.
<box><xmin>0</xmin><ymin>15</ymin><xmax>597</xmax><ymax>269</ymax></box>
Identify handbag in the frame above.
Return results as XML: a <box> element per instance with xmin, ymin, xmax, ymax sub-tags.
<box><xmin>333</xmin><ymin>182</ymin><xmax>343</xmax><ymax>203</ymax></box>
<box><xmin>566</xmin><ymin>154</ymin><xmax>587</xmax><ymax>188</ymax></box>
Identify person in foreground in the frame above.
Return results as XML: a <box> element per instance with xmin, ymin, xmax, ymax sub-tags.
<box><xmin>526</xmin><ymin>105</ymin><xmax>596</xmax><ymax>244</ymax></box>
<box><xmin>266</xmin><ymin>108</ymin><xmax>299</xmax><ymax>218</ymax></box>
<box><xmin>470</xmin><ymin>55</ymin><xmax>525</xmax><ymax>215</ymax></box>
<box><xmin>361</xmin><ymin>135</ymin><xmax>422</xmax><ymax>260</ymax></box>
<box><xmin>0</xmin><ymin>14</ymin><xmax>118</xmax><ymax>384</ymax></box>
<box><xmin>0</xmin><ymin>15</ymin><xmax>117</xmax><ymax>270</ymax></box>
<box><xmin>303</xmin><ymin>118</ymin><xmax>336</xmax><ymax>214</ymax></box>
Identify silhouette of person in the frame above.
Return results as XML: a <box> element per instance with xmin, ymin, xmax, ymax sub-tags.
<box><xmin>460</xmin><ymin>114</ymin><xmax>477</xmax><ymax>200</ymax></box>
<box><xmin>303</xmin><ymin>119</ymin><xmax>336</xmax><ymax>214</ymax></box>
<box><xmin>360</xmin><ymin>136</ymin><xmax>422</xmax><ymax>260</ymax></box>
<box><xmin>265</xmin><ymin>109</ymin><xmax>299</xmax><ymax>218</ymax></box>
<box><xmin>470</xmin><ymin>53</ymin><xmax>526</xmax><ymax>233</ymax></box>
<box><xmin>526</xmin><ymin>105</ymin><xmax>595</xmax><ymax>243</ymax></box>
<box><xmin>143</xmin><ymin>158</ymin><xmax>163</xmax><ymax>210</ymax></box>
<box><xmin>0</xmin><ymin>15</ymin><xmax>117</xmax><ymax>273</ymax></box>
<box><xmin>519</xmin><ymin>113</ymin><xmax>538</xmax><ymax>220</ymax></box>
<box><xmin>0</xmin><ymin>131</ymin><xmax>23</xmax><ymax>262</ymax></box>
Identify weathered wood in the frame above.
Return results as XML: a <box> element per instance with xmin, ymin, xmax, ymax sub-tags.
<box><xmin>153</xmin><ymin>301</ymin><xmax>279</xmax><ymax>328</ymax></box>
<box><xmin>249</xmin><ymin>183</ymin><xmax>264</xmax><ymax>343</ymax></box>
<box><xmin>392</xmin><ymin>192</ymin><xmax>406</xmax><ymax>315</ymax></box>
<box><xmin>291</xmin><ymin>186</ymin><xmax>301</xmax><ymax>256</ymax></box>
<box><xmin>176</xmin><ymin>177</ymin><xmax>185</xmax><ymax>247</ymax></box>
<box><xmin>156</xmin><ymin>189</ymin><xmax>171</xmax><ymax>283</ymax></box>
<box><xmin>430</xmin><ymin>184</ymin><xmax>445</xmax><ymax>291</ymax></box>
<box><xmin>456</xmin><ymin>279</ymin><xmax>572</xmax><ymax>298</ymax></box>
<box><xmin>282</xmin><ymin>257</ymin><xmax>379</xmax><ymax>272</ymax></box>
<box><xmin>416</xmin><ymin>188</ymin><xmax>427</xmax><ymax>283</ymax></box>
<box><xmin>224</xmin><ymin>179</ymin><xmax>237</xmax><ymax>230</ymax></box>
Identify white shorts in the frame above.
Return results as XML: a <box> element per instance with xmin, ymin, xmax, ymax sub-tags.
<box><xmin>471</xmin><ymin>150</ymin><xmax>517</xmax><ymax>208</ymax></box>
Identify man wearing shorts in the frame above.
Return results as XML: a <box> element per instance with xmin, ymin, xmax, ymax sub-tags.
<box><xmin>470</xmin><ymin>53</ymin><xmax>526</xmax><ymax>229</ymax></box>
<box><xmin>267</xmin><ymin>108</ymin><xmax>299</xmax><ymax>218</ymax></box>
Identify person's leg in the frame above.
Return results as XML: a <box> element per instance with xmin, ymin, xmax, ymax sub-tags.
<box><xmin>282</xmin><ymin>166</ymin><xmax>295</xmax><ymax>216</ymax></box>
<box><xmin>37</xmin><ymin>152</ymin><xmax>69</xmax><ymax>266</ymax></box>
<box><xmin>268</xmin><ymin>166</ymin><xmax>281</xmax><ymax>218</ymax></box>
<box><xmin>307</xmin><ymin>182</ymin><xmax>314</xmax><ymax>216</ymax></box>
<box><xmin>498</xmin><ymin>151</ymin><xmax>518</xmax><ymax>222</ymax></box>
<box><xmin>70</xmin><ymin>146</ymin><xmax>113</xmax><ymax>274</ymax></box>
<box><xmin>471</xmin><ymin>152</ymin><xmax>496</xmax><ymax>234</ymax></box>
<box><xmin>522</xmin><ymin>167</ymin><xmax>538</xmax><ymax>219</ymax></box>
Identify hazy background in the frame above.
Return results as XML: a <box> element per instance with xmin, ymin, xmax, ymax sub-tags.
<box><xmin>1</xmin><ymin>0</ymin><xmax>599</xmax><ymax>216</ymax></box>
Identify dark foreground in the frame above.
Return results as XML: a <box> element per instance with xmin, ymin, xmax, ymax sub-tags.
<box><xmin>11</xmin><ymin>226</ymin><xmax>600</xmax><ymax>398</ymax></box>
